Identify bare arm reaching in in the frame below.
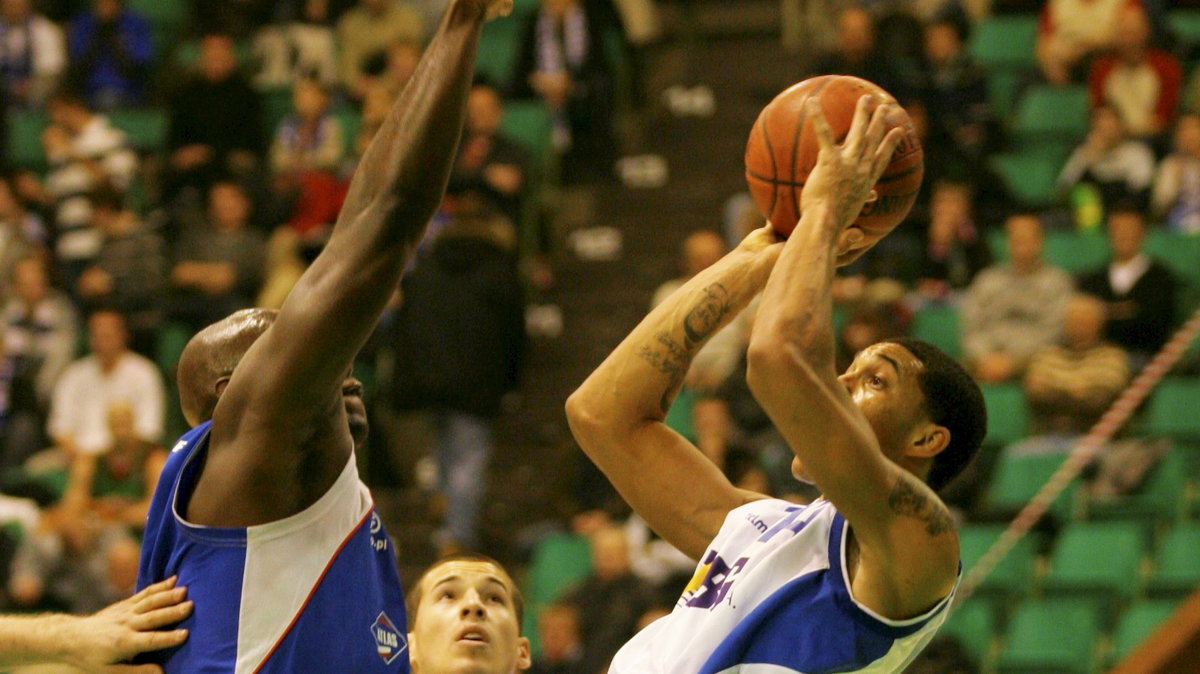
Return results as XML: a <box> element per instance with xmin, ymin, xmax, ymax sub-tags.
<box><xmin>188</xmin><ymin>0</ymin><xmax>511</xmax><ymax>526</ymax></box>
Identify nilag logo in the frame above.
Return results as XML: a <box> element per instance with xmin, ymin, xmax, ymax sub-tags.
<box><xmin>371</xmin><ymin>612</ymin><xmax>406</xmax><ymax>665</ymax></box>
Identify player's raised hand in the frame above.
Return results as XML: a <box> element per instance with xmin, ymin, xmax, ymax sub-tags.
<box><xmin>800</xmin><ymin>95</ymin><xmax>904</xmax><ymax>263</ymax></box>
<box><xmin>461</xmin><ymin>0</ymin><xmax>513</xmax><ymax>21</ymax></box>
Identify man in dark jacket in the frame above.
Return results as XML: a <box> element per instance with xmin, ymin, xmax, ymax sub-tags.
<box><xmin>390</xmin><ymin>189</ymin><xmax>524</xmax><ymax>550</ymax></box>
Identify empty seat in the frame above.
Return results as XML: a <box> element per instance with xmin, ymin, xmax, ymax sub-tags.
<box><xmin>1144</xmin><ymin>378</ymin><xmax>1200</xmax><ymax>442</ymax></box>
<box><xmin>989</xmin><ymin>151</ymin><xmax>1068</xmax><ymax>207</ymax></box>
<box><xmin>968</xmin><ymin>15</ymin><xmax>1039</xmax><ymax>71</ymax></box>
<box><xmin>1147</xmin><ymin>522</ymin><xmax>1200</xmax><ymax>597</ymax></box>
<box><xmin>941</xmin><ymin>597</ymin><xmax>997</xmax><ymax>664</ymax></box>
<box><xmin>108</xmin><ymin>108</ymin><xmax>168</xmax><ymax>153</ymax></box>
<box><xmin>995</xmin><ymin>598</ymin><xmax>1101</xmax><ymax>674</ymax></box>
<box><xmin>1011</xmin><ymin>85</ymin><xmax>1090</xmax><ymax>142</ymax></box>
<box><xmin>911</xmin><ymin>304</ymin><xmax>962</xmax><ymax>361</ymax></box>
<box><xmin>958</xmin><ymin>524</ymin><xmax>1038</xmax><ymax>601</ymax></box>
<box><xmin>980</xmin><ymin>383</ymin><xmax>1029</xmax><ymax>448</ymax></box>
<box><xmin>1109</xmin><ymin>599</ymin><xmax>1179</xmax><ymax>666</ymax></box>
<box><xmin>984</xmin><ymin>448</ymin><xmax>1078</xmax><ymax>520</ymax></box>
<box><xmin>1042</xmin><ymin>521</ymin><xmax>1146</xmax><ymax>606</ymax></box>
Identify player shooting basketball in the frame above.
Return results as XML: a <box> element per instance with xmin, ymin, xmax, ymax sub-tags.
<box><xmin>567</xmin><ymin>95</ymin><xmax>986</xmax><ymax>672</ymax></box>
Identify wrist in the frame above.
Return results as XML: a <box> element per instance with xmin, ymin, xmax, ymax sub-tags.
<box><xmin>448</xmin><ymin>0</ymin><xmax>487</xmax><ymax>23</ymax></box>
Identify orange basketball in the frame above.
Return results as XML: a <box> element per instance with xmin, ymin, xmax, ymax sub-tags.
<box><xmin>744</xmin><ymin>75</ymin><xmax>923</xmax><ymax>241</ymax></box>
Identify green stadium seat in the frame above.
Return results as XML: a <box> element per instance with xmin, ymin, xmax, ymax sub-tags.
<box><xmin>7</xmin><ymin>108</ymin><xmax>48</xmax><ymax>169</ymax></box>
<box><xmin>968</xmin><ymin>15</ymin><xmax>1038</xmax><ymax>72</ymax></box>
<box><xmin>911</xmin><ymin>304</ymin><xmax>961</xmax><ymax>361</ymax></box>
<box><xmin>1042</xmin><ymin>521</ymin><xmax>1146</xmax><ymax>606</ymax></box>
<box><xmin>476</xmin><ymin>15</ymin><xmax>523</xmax><ymax>87</ymax></box>
<box><xmin>1109</xmin><ymin>599</ymin><xmax>1179</xmax><ymax>666</ymax></box>
<box><xmin>261</xmin><ymin>86</ymin><xmax>294</xmax><ymax>138</ymax></box>
<box><xmin>108</xmin><ymin>108</ymin><xmax>168</xmax><ymax>153</ymax></box>
<box><xmin>984</xmin><ymin>448</ymin><xmax>1078</xmax><ymax>520</ymax></box>
<box><xmin>501</xmin><ymin>100</ymin><xmax>553</xmax><ymax>171</ymax></box>
<box><xmin>1011</xmin><ymin>85</ymin><xmax>1090</xmax><ymax>142</ymax></box>
<box><xmin>980</xmin><ymin>383</ymin><xmax>1028</xmax><ymax>448</ymax></box>
<box><xmin>1044</xmin><ymin>231</ymin><xmax>1110</xmax><ymax>275</ymax></box>
<box><xmin>1168</xmin><ymin>10</ymin><xmax>1200</xmax><ymax>47</ymax></box>
<box><xmin>1087</xmin><ymin>449</ymin><xmax>1188</xmax><ymax>522</ymax></box>
<box><xmin>521</xmin><ymin>531</ymin><xmax>592</xmax><ymax>654</ymax></box>
<box><xmin>989</xmin><ymin>151</ymin><xmax>1067</xmax><ymax>207</ymax></box>
<box><xmin>1147</xmin><ymin>522</ymin><xmax>1200</xmax><ymax>597</ymax></box>
<box><xmin>958</xmin><ymin>524</ymin><xmax>1038</xmax><ymax>601</ymax></box>
<box><xmin>334</xmin><ymin>107</ymin><xmax>361</xmax><ymax>158</ymax></box>
<box><xmin>995</xmin><ymin>598</ymin><xmax>1101</xmax><ymax>674</ymax></box>
<box><xmin>1145</xmin><ymin>378</ymin><xmax>1200</xmax><ymax>442</ymax></box>
<box><xmin>664</xmin><ymin>385</ymin><xmax>697</xmax><ymax>443</ymax></box>
<box><xmin>1144</xmin><ymin>230</ymin><xmax>1200</xmax><ymax>287</ymax></box>
<box><xmin>942</xmin><ymin>598</ymin><xmax>997</xmax><ymax>663</ymax></box>
<box><xmin>987</xmin><ymin>70</ymin><xmax>1025</xmax><ymax>122</ymax></box>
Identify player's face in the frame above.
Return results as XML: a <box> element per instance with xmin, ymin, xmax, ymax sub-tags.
<box><xmin>342</xmin><ymin>377</ymin><xmax>368</xmax><ymax>447</ymax></box>
<box><xmin>410</xmin><ymin>560</ymin><xmax>530</xmax><ymax>674</ymax></box>
<box><xmin>791</xmin><ymin>343</ymin><xmax>927</xmax><ymax>482</ymax></box>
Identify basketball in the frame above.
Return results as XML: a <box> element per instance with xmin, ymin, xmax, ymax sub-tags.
<box><xmin>744</xmin><ymin>75</ymin><xmax>923</xmax><ymax>241</ymax></box>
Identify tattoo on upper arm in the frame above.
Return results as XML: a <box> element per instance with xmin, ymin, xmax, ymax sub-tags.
<box><xmin>635</xmin><ymin>283</ymin><xmax>733</xmax><ymax>414</ymax></box>
<box><xmin>887</xmin><ymin>475</ymin><xmax>954</xmax><ymax>537</ymax></box>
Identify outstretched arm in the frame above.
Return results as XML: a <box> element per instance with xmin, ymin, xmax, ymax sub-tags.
<box><xmin>212</xmin><ymin>1</ymin><xmax>509</xmax><ymax>463</ymax></box>
<box><xmin>0</xmin><ymin>576</ymin><xmax>191</xmax><ymax>672</ymax></box>
<box><xmin>566</xmin><ymin>229</ymin><xmax>782</xmax><ymax>560</ymax></box>
<box><xmin>746</xmin><ymin>98</ymin><xmax>957</xmax><ymax>619</ymax></box>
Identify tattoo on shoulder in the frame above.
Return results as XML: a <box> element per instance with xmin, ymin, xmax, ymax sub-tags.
<box><xmin>887</xmin><ymin>475</ymin><xmax>955</xmax><ymax>537</ymax></box>
<box><xmin>683</xmin><ymin>283</ymin><xmax>732</xmax><ymax>346</ymax></box>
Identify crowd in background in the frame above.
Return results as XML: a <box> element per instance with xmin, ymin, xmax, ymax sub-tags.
<box><xmin>0</xmin><ymin>0</ymin><xmax>1190</xmax><ymax>671</ymax></box>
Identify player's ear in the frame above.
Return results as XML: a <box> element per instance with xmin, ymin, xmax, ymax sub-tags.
<box><xmin>408</xmin><ymin>633</ymin><xmax>419</xmax><ymax>671</ymax></box>
<box><xmin>214</xmin><ymin>375</ymin><xmax>232</xmax><ymax>399</ymax></box>
<box><xmin>516</xmin><ymin>636</ymin><xmax>532</xmax><ymax>670</ymax></box>
<box><xmin>906</xmin><ymin>422</ymin><xmax>949</xmax><ymax>459</ymax></box>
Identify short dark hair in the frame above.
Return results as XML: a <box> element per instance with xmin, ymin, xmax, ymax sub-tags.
<box><xmin>1106</xmin><ymin>201</ymin><xmax>1145</xmax><ymax>223</ymax></box>
<box><xmin>407</xmin><ymin>552</ymin><xmax>524</xmax><ymax>626</ymax></box>
<box><xmin>882</xmin><ymin>337</ymin><xmax>986</xmax><ymax>491</ymax></box>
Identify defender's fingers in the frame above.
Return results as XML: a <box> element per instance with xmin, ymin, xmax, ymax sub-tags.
<box><xmin>104</xmin><ymin>666</ymin><xmax>165</xmax><ymax>674</ymax></box>
<box><xmin>134</xmin><ymin>587</ymin><xmax>187</xmax><ymax>615</ymax></box>
<box><xmin>871</xmin><ymin>127</ymin><xmax>906</xmax><ymax>182</ymax></box>
<box><xmin>130</xmin><ymin>600</ymin><xmax>193</xmax><ymax>631</ymax></box>
<box><xmin>844</xmin><ymin>95</ymin><xmax>873</xmax><ymax>158</ymax></box>
<box><xmin>131</xmin><ymin>577</ymin><xmax>177</xmax><ymax>602</ymax></box>
<box><xmin>126</xmin><ymin>628</ymin><xmax>190</xmax><ymax>653</ymax></box>
<box><xmin>807</xmin><ymin>98</ymin><xmax>836</xmax><ymax>153</ymax></box>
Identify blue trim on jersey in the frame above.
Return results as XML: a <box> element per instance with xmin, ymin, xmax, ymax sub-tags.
<box><xmin>697</xmin><ymin>512</ymin><xmax>948</xmax><ymax>674</ymax></box>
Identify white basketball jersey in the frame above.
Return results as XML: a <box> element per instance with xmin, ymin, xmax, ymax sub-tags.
<box><xmin>609</xmin><ymin>498</ymin><xmax>957</xmax><ymax>673</ymax></box>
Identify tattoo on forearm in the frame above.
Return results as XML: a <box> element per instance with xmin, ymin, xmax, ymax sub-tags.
<box><xmin>634</xmin><ymin>283</ymin><xmax>734</xmax><ymax>414</ymax></box>
<box><xmin>887</xmin><ymin>476</ymin><xmax>954</xmax><ymax>536</ymax></box>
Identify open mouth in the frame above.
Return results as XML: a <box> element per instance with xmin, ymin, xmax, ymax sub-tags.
<box><xmin>457</xmin><ymin>627</ymin><xmax>489</xmax><ymax>645</ymax></box>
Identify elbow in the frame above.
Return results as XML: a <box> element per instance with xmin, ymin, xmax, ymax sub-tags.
<box><xmin>746</xmin><ymin>337</ymin><xmax>789</xmax><ymax>403</ymax></box>
<box><xmin>565</xmin><ymin>388</ymin><xmax>606</xmax><ymax>446</ymax></box>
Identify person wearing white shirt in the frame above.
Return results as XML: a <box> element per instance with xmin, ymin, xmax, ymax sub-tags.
<box><xmin>47</xmin><ymin>309</ymin><xmax>163</xmax><ymax>456</ymax></box>
<box><xmin>0</xmin><ymin>0</ymin><xmax>65</xmax><ymax>106</ymax></box>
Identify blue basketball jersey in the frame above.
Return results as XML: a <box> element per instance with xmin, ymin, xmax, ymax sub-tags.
<box><xmin>610</xmin><ymin>498</ymin><xmax>958</xmax><ymax>673</ymax></box>
<box><xmin>137</xmin><ymin>422</ymin><xmax>410</xmax><ymax>673</ymax></box>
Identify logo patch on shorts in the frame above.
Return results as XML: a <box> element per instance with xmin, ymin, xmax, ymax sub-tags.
<box><xmin>371</xmin><ymin>612</ymin><xmax>406</xmax><ymax>665</ymax></box>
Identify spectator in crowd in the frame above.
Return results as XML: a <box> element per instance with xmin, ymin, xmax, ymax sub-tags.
<box><xmin>561</xmin><ymin>525</ymin><xmax>654</xmax><ymax>674</ymax></box>
<box><xmin>252</xmin><ymin>0</ymin><xmax>339</xmax><ymax>90</ymax></box>
<box><xmin>356</xmin><ymin>37</ymin><xmax>422</xmax><ymax>100</ymax></box>
<box><xmin>337</xmin><ymin>0</ymin><xmax>424</xmax><ymax>98</ymax></box>
<box><xmin>1</xmin><ymin>256</ymin><xmax>77</xmax><ymax>473</ymax></box>
<box><xmin>1057</xmin><ymin>105</ymin><xmax>1156</xmax><ymax>212</ymax></box>
<box><xmin>269</xmin><ymin>76</ymin><xmax>345</xmax><ymax>176</ymax></box>
<box><xmin>0</xmin><ymin>175</ymin><xmax>42</xmax><ymax>288</ymax></box>
<box><xmin>66</xmin><ymin>0</ymin><xmax>153</xmax><ymax>109</ymax></box>
<box><xmin>512</xmin><ymin>0</ymin><xmax>616</xmax><ymax>184</ymax></box>
<box><xmin>1078</xmin><ymin>205</ymin><xmax>1176</xmax><ymax>365</ymax></box>
<box><xmin>1087</xmin><ymin>4</ymin><xmax>1179</xmax><ymax>139</ymax></box>
<box><xmin>40</xmin><ymin>91</ymin><xmax>138</xmax><ymax>285</ymax></box>
<box><xmin>913</xmin><ymin>180</ymin><xmax>991</xmax><ymax>299</ymax></box>
<box><xmin>1151</xmin><ymin>113</ymin><xmax>1200</xmax><ymax>233</ymax></box>
<box><xmin>9</xmin><ymin>403</ymin><xmax>163</xmax><ymax>614</ymax></box>
<box><xmin>165</xmin><ymin>33</ymin><xmax>265</xmax><ymax>202</ymax></box>
<box><xmin>389</xmin><ymin>190</ymin><xmax>524</xmax><ymax>550</ymax></box>
<box><xmin>1025</xmin><ymin>294</ymin><xmax>1129</xmax><ymax>434</ymax></box>
<box><xmin>916</xmin><ymin>12</ymin><xmax>990</xmax><ymax>176</ymax></box>
<box><xmin>530</xmin><ymin>603</ymin><xmax>585</xmax><ymax>674</ymax></box>
<box><xmin>448</xmin><ymin>79</ymin><xmax>528</xmax><ymax>226</ymax></box>
<box><xmin>961</xmin><ymin>212</ymin><xmax>1073</xmax><ymax>382</ymax></box>
<box><xmin>168</xmin><ymin>181</ymin><xmax>267</xmax><ymax>332</ymax></box>
<box><xmin>46</xmin><ymin>308</ymin><xmax>163</xmax><ymax>458</ymax></box>
<box><xmin>1036</xmin><ymin>0</ymin><xmax>1132</xmax><ymax>84</ymax></box>
<box><xmin>0</xmin><ymin>0</ymin><xmax>65</xmax><ymax>107</ymax></box>
<box><xmin>76</xmin><ymin>187</ymin><xmax>166</xmax><ymax>355</ymax></box>
<box><xmin>810</xmin><ymin>5</ymin><xmax>911</xmax><ymax>102</ymax></box>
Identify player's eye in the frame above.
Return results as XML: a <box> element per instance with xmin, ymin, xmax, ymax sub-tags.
<box><xmin>870</xmin><ymin>375</ymin><xmax>884</xmax><ymax>388</ymax></box>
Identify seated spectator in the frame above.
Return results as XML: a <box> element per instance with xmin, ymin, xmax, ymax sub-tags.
<box><xmin>9</xmin><ymin>403</ymin><xmax>163</xmax><ymax>614</ymax></box>
<box><xmin>47</xmin><ymin>308</ymin><xmax>163</xmax><ymax>459</ymax></box>
<box><xmin>1151</xmin><ymin>113</ymin><xmax>1200</xmax><ymax>233</ymax></box>
<box><xmin>913</xmin><ymin>180</ymin><xmax>991</xmax><ymax>299</ymax></box>
<box><xmin>66</xmin><ymin>0</ymin><xmax>152</xmax><ymax>109</ymax></box>
<box><xmin>1036</xmin><ymin>0</ymin><xmax>1133</xmax><ymax>84</ymax></box>
<box><xmin>1057</xmin><ymin>105</ymin><xmax>1155</xmax><ymax>212</ymax></box>
<box><xmin>1078</xmin><ymin>205</ymin><xmax>1176</xmax><ymax>365</ymax></box>
<box><xmin>168</xmin><ymin>181</ymin><xmax>267</xmax><ymax>332</ymax></box>
<box><xmin>1025</xmin><ymin>294</ymin><xmax>1129</xmax><ymax>434</ymax></box>
<box><xmin>0</xmin><ymin>0</ymin><xmax>65</xmax><ymax>107</ymax></box>
<box><xmin>269</xmin><ymin>76</ymin><xmax>345</xmax><ymax>177</ymax></box>
<box><xmin>337</xmin><ymin>0</ymin><xmax>423</xmax><ymax>99</ymax></box>
<box><xmin>512</xmin><ymin>0</ymin><xmax>616</xmax><ymax>183</ymax></box>
<box><xmin>40</xmin><ymin>91</ymin><xmax>138</xmax><ymax>285</ymax></box>
<box><xmin>165</xmin><ymin>33</ymin><xmax>265</xmax><ymax>203</ymax></box>
<box><xmin>1</xmin><ymin>256</ymin><xmax>77</xmax><ymax>473</ymax></box>
<box><xmin>529</xmin><ymin>604</ymin><xmax>585</xmax><ymax>674</ymax></box>
<box><xmin>561</xmin><ymin>525</ymin><xmax>654</xmax><ymax>674</ymax></box>
<box><xmin>356</xmin><ymin>38</ymin><xmax>422</xmax><ymax>100</ymax></box>
<box><xmin>810</xmin><ymin>5</ymin><xmax>912</xmax><ymax>102</ymax></box>
<box><xmin>962</xmin><ymin>212</ymin><xmax>1073</xmax><ymax>382</ymax></box>
<box><xmin>1087</xmin><ymin>4</ymin><xmax>1179</xmax><ymax>138</ymax></box>
<box><xmin>448</xmin><ymin>80</ymin><xmax>528</xmax><ymax>226</ymax></box>
<box><xmin>76</xmin><ymin>187</ymin><xmax>166</xmax><ymax>356</ymax></box>
<box><xmin>917</xmin><ymin>12</ymin><xmax>991</xmax><ymax>174</ymax></box>
<box><xmin>0</xmin><ymin>175</ymin><xmax>43</xmax><ymax>289</ymax></box>
<box><xmin>252</xmin><ymin>0</ymin><xmax>338</xmax><ymax>90</ymax></box>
